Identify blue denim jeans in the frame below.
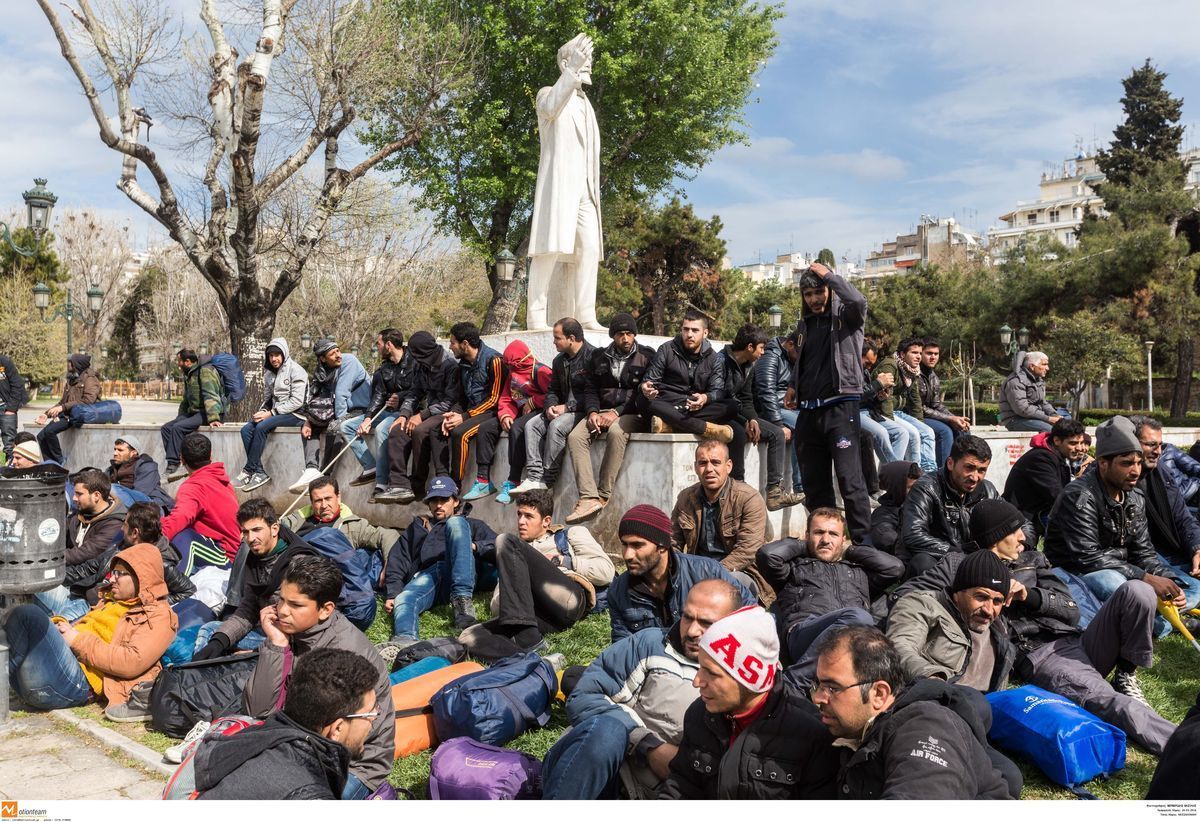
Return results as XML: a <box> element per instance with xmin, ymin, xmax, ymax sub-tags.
<box><xmin>6</xmin><ymin>603</ymin><xmax>92</xmax><ymax>710</ymax></box>
<box><xmin>1005</xmin><ymin>417</ymin><xmax>1053</xmax><ymax>433</ymax></box>
<box><xmin>542</xmin><ymin>713</ymin><xmax>629</xmax><ymax>800</ymax></box>
<box><xmin>33</xmin><ymin>585</ymin><xmax>92</xmax><ymax>622</ymax></box>
<box><xmin>924</xmin><ymin>418</ymin><xmax>957</xmax><ymax>467</ymax></box>
<box><xmin>239</xmin><ymin>413</ymin><xmax>298</xmax><ymax>475</ymax></box>
<box><xmin>861</xmin><ymin>413</ymin><xmax>906</xmax><ymax>463</ymax></box>
<box><xmin>193</xmin><ymin>621</ymin><xmax>267</xmax><ymax>654</ymax></box>
<box><xmin>1157</xmin><ymin>554</ymin><xmax>1200</xmax><ymax>636</ymax></box>
<box><xmin>894</xmin><ymin>410</ymin><xmax>938</xmax><ymax>473</ymax></box>
<box><xmin>777</xmin><ymin>408</ymin><xmax>803</xmax><ymax>490</ymax></box>
<box><xmin>340</xmin><ymin>411</ymin><xmax>400</xmax><ymax>485</ymax></box>
<box><xmin>391</xmin><ymin>516</ymin><xmax>478</xmax><ymax>640</ymax></box>
<box><xmin>341</xmin><ymin>773</ymin><xmax>372</xmax><ymax>800</ymax></box>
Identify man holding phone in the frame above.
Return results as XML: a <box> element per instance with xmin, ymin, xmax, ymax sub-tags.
<box><xmin>639</xmin><ymin>309</ymin><xmax>734</xmax><ymax>443</ymax></box>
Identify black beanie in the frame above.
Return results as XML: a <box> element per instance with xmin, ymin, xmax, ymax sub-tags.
<box><xmin>608</xmin><ymin>312</ymin><xmax>637</xmax><ymax>337</ymax></box>
<box><xmin>951</xmin><ymin>549</ymin><xmax>1011</xmax><ymax>596</ymax></box>
<box><xmin>968</xmin><ymin>499</ymin><xmax>1027</xmax><ymax>552</ymax></box>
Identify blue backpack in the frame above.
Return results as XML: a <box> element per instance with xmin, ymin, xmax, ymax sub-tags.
<box><xmin>206</xmin><ymin>353</ymin><xmax>246</xmax><ymax>403</ymax></box>
<box><xmin>429</xmin><ymin>652</ymin><xmax>557</xmax><ymax>746</ymax></box>
<box><xmin>302</xmin><ymin>526</ymin><xmax>382</xmax><ymax>609</ymax></box>
<box><xmin>68</xmin><ymin>400</ymin><xmax>123</xmax><ymax>424</ymax></box>
<box><xmin>552</xmin><ymin>528</ymin><xmax>608</xmax><ymax>614</ymax></box>
<box><xmin>111</xmin><ymin>483</ymin><xmax>152</xmax><ymax>509</ymax></box>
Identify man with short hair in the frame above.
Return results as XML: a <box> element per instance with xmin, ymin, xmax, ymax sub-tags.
<box><xmin>194</xmin><ymin>647</ymin><xmax>381</xmax><ymax>800</ymax></box>
<box><xmin>289</xmin><ymin>339</ymin><xmax>371</xmax><ymax>492</ymax></box>
<box><xmin>541</xmin><ymin>579</ymin><xmax>742</xmax><ymax>799</ymax></box>
<box><xmin>874</xmin><ymin>338</ymin><xmax>937</xmax><ymax>473</ymax></box>
<box><xmin>658</xmin><ymin>606</ymin><xmax>838</xmax><ymax>799</ymax></box>
<box><xmin>919</xmin><ymin>340</ymin><xmax>970</xmax><ymax>465</ymax></box>
<box><xmin>812</xmin><ymin>626</ymin><xmax>1016</xmax><ymax>799</ymax></box>
<box><xmin>513</xmin><ymin>317</ymin><xmax>595</xmax><ymax>493</ymax></box>
<box><xmin>461</xmin><ymin>487</ymin><xmax>614</xmax><ymax>660</ymax></box>
<box><xmin>671</xmin><ymin>439</ymin><xmax>769</xmax><ymax>601</ymax></box>
<box><xmin>36</xmin><ymin>353</ymin><xmax>100</xmax><ymax>466</ymax></box>
<box><xmin>161</xmin><ymin>349</ymin><xmax>227</xmax><ymax>481</ymax></box>
<box><xmin>754</xmin><ymin>327</ymin><xmax>804</xmax><ymax>496</ymax></box>
<box><xmin>639</xmin><ymin>309</ymin><xmax>733</xmax><ymax>443</ymax></box>
<box><xmin>1003</xmin><ymin>417</ymin><xmax>1087</xmax><ymax>535</ymax></box>
<box><xmin>106</xmin><ymin>434</ymin><xmax>172</xmax><ymax>509</ymax></box>
<box><xmin>783</xmin><ymin>262</ymin><xmax>872</xmax><ymax>542</ymax></box>
<box><xmin>999</xmin><ymin>351</ymin><xmax>1061</xmax><ymax>433</ymax></box>
<box><xmin>431</xmin><ymin>322</ymin><xmax>504</xmax><ymax>485</ymax></box>
<box><xmin>607</xmin><ymin>504</ymin><xmax>754</xmax><ymax>642</ymax></box>
<box><xmin>340</xmin><ymin>327</ymin><xmax>411</xmax><ymax>493</ymax></box>
<box><xmin>242</xmin><ymin>555</ymin><xmax>395</xmax><ymax>800</ymax></box>
<box><xmin>565</xmin><ymin>312</ymin><xmax>655</xmax><ymax>523</ymax></box>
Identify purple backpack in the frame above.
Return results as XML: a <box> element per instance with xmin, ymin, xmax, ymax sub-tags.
<box><xmin>428</xmin><ymin>737</ymin><xmax>542</xmax><ymax>800</ymax></box>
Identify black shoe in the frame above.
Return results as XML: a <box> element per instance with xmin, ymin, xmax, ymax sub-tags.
<box><xmin>350</xmin><ymin>470</ymin><xmax>377</xmax><ymax>487</ymax></box>
<box><xmin>451</xmin><ymin>596</ymin><xmax>479</xmax><ymax>631</ymax></box>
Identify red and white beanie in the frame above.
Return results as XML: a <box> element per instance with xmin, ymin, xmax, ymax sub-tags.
<box><xmin>698</xmin><ymin>605</ymin><xmax>779</xmax><ymax>694</ymax></box>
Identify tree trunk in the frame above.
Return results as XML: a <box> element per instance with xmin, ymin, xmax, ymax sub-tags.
<box><xmin>227</xmin><ymin>306</ymin><xmax>276</xmax><ymax>420</ymax></box>
<box><xmin>1171</xmin><ymin>337</ymin><xmax>1195</xmax><ymax>418</ymax></box>
<box><xmin>483</xmin><ymin>270</ymin><xmax>523</xmax><ymax>334</ymax></box>
<box><xmin>651</xmin><ymin>292</ymin><xmax>666</xmax><ymax>336</ymax></box>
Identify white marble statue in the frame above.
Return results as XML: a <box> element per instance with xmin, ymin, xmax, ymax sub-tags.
<box><xmin>527</xmin><ymin>33</ymin><xmax>604</xmax><ymax>332</ymax></box>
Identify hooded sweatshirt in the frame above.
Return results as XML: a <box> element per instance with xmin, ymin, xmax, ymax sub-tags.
<box><xmin>67</xmin><ymin>542</ymin><xmax>179</xmax><ymax>705</ymax></box>
<box><xmin>400</xmin><ymin>331</ymin><xmax>464</xmax><ymax>418</ymax></box>
<box><xmin>871</xmin><ymin>460</ymin><xmax>919</xmax><ymax>555</ymax></box>
<box><xmin>58</xmin><ymin>354</ymin><xmax>101</xmax><ymax>412</ymax></box>
<box><xmin>498</xmin><ymin>340</ymin><xmax>551</xmax><ymax>422</ymax></box>
<box><xmin>261</xmin><ymin>337</ymin><xmax>309</xmax><ymax>417</ymax></box>
<box><xmin>161</xmin><ymin>462</ymin><xmax>242</xmax><ymax>563</ymax></box>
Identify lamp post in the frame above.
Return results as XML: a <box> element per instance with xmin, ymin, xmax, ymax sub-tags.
<box><xmin>767</xmin><ymin>305</ymin><xmax>782</xmax><ymax>329</ymax></box>
<box><xmin>300</xmin><ymin>332</ymin><xmax>312</xmax><ymax>351</ymax></box>
<box><xmin>1</xmin><ymin>178</ymin><xmax>57</xmax><ymax>257</ymax></box>
<box><xmin>1145</xmin><ymin>340</ymin><xmax>1155</xmax><ymax>412</ymax></box>
<box><xmin>999</xmin><ymin>323</ymin><xmax>1030</xmax><ymax>373</ymax></box>
<box><xmin>495</xmin><ymin>248</ymin><xmax>516</xmax><ymax>282</ymax></box>
<box><xmin>32</xmin><ymin>280</ymin><xmax>103</xmax><ymax>357</ymax></box>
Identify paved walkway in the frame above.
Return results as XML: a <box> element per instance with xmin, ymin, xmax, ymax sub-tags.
<box><xmin>0</xmin><ymin>712</ymin><xmax>165</xmax><ymax>800</ymax></box>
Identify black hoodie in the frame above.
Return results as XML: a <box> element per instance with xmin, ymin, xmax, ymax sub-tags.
<box><xmin>400</xmin><ymin>331</ymin><xmax>464</xmax><ymax>418</ymax></box>
<box><xmin>870</xmin><ymin>461</ymin><xmax>919</xmax><ymax>554</ymax></box>
<box><xmin>194</xmin><ymin>711</ymin><xmax>349</xmax><ymax>800</ymax></box>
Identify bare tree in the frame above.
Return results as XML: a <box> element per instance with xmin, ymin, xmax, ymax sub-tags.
<box><xmin>36</xmin><ymin>0</ymin><xmax>474</xmax><ymax>408</ymax></box>
<box><xmin>54</xmin><ymin>209</ymin><xmax>134</xmax><ymax>360</ymax></box>
<box><xmin>138</xmin><ymin>245</ymin><xmax>224</xmax><ymax>380</ymax></box>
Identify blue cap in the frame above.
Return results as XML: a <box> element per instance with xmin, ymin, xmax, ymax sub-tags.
<box><xmin>424</xmin><ymin>476</ymin><xmax>459</xmax><ymax>501</ymax></box>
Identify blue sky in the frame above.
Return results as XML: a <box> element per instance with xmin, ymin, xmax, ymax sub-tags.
<box><xmin>3</xmin><ymin>1</ymin><xmax>1200</xmax><ymax>265</ymax></box>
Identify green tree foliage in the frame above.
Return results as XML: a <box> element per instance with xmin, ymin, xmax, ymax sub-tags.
<box><xmin>816</xmin><ymin>248</ymin><xmax>835</xmax><ymax>267</ymax></box>
<box><xmin>104</xmin><ymin>265</ymin><xmax>164</xmax><ymax>379</ymax></box>
<box><xmin>1041</xmin><ymin>309</ymin><xmax>1143</xmax><ymax>414</ymax></box>
<box><xmin>1096</xmin><ymin>60</ymin><xmax>1187</xmax><ymax>191</ymax></box>
<box><xmin>0</xmin><ymin>271</ymin><xmax>68</xmax><ymax>388</ymax></box>
<box><xmin>369</xmin><ymin>0</ymin><xmax>781</xmax><ymax>331</ymax></box>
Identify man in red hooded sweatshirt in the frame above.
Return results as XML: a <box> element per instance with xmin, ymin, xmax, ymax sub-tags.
<box><xmin>462</xmin><ymin>339</ymin><xmax>553</xmax><ymax>505</ymax></box>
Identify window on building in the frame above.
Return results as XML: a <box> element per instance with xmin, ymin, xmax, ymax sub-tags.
<box><xmin>1028</xmin><ymin>212</ymin><xmax>1038</xmax><ymax>225</ymax></box>
<box><xmin>1049</xmin><ymin>210</ymin><xmax>1059</xmax><ymax>223</ymax></box>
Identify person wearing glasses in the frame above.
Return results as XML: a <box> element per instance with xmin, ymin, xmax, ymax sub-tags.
<box><xmin>192</xmin><ymin>648</ymin><xmax>382</xmax><ymax>800</ymax></box>
<box><xmin>811</xmin><ymin>625</ymin><xmax>1018</xmax><ymax>799</ymax></box>
<box><xmin>241</xmin><ymin>555</ymin><xmax>395</xmax><ymax>800</ymax></box>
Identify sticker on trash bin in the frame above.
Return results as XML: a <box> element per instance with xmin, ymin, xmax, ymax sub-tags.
<box><xmin>45</xmin><ymin>569</ymin><xmax>57</xmax><ymax>579</ymax></box>
<box><xmin>38</xmin><ymin>518</ymin><xmax>60</xmax><ymax>543</ymax></box>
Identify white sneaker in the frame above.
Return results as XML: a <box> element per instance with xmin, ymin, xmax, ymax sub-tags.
<box><xmin>163</xmin><ymin>719</ymin><xmax>211</xmax><ymax>764</ymax></box>
<box><xmin>511</xmin><ymin>479</ymin><xmax>548</xmax><ymax>494</ymax></box>
<box><xmin>288</xmin><ymin>467</ymin><xmax>326</xmax><ymax>494</ymax></box>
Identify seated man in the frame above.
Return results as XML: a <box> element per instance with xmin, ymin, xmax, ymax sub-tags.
<box><xmin>870</xmin><ymin>460</ymin><xmax>921</xmax><ymax>554</ymax></box>
<box><xmin>5</xmin><ymin>543</ymin><xmax>177</xmax><ymax>716</ymax></box>
<box><xmin>1003</xmin><ymin>417</ymin><xmax>1086</xmax><ymax>535</ymax></box>
<box><xmin>541</xmin><ymin>579</ymin><xmax>742</xmax><ymax>799</ymax></box>
<box><xmin>161</xmin><ymin>349</ymin><xmax>226</xmax><ymax>481</ymax></box>
<box><xmin>859</xmin><ymin>340</ymin><xmax>909</xmax><ymax>466</ymax></box>
<box><xmin>1147</xmin><ymin>689</ymin><xmax>1200</xmax><ymax>799</ymax></box>
<box><xmin>671</xmin><ymin>439</ymin><xmax>769</xmax><ymax>602</ymax></box>
<box><xmin>874</xmin><ymin>338</ymin><xmax>936</xmax><ymax>473</ymax></box>
<box><xmin>719</xmin><ymin>324</ymin><xmax>797</xmax><ymax>510</ymax></box>
<box><xmin>998</xmin><ymin>351</ymin><xmax>1061</xmax><ymax>433</ymax></box>
<box><xmin>281</xmin><ymin>475</ymin><xmax>399</xmax><ymax>562</ymax></box>
<box><xmin>340</xmin><ymin>328</ymin><xmax>410</xmax><ymax>492</ymax></box>
<box><xmin>565</xmin><ymin>312</ymin><xmax>655</xmax><ymax>523</ymax></box>
<box><xmin>918</xmin><ymin>339</ymin><xmax>971</xmax><ymax>466</ymax></box>
<box><xmin>639</xmin><ymin>309</ymin><xmax>733</xmax><ymax>443</ymax></box>
<box><xmin>460</xmin><ymin>488</ymin><xmax>614</xmax><ymax>660</ymax></box>
<box><xmin>754</xmin><ymin>327</ymin><xmax>804</xmax><ymax>497</ymax></box>
<box><xmin>756</xmin><ymin>507</ymin><xmax>903</xmax><ymax>685</ymax></box>
<box><xmin>193</xmin><ymin>647</ymin><xmax>379</xmax><ymax>800</ymax></box>
<box><xmin>36</xmin><ymin>468</ymin><xmax>128</xmax><ymax>621</ymax></box>
<box><xmin>430</xmin><ymin>322</ymin><xmax>504</xmax><ymax>485</ymax></box>
<box><xmin>608</xmin><ymin>504</ymin><xmax>753</xmax><ymax>642</ymax></box>
<box><xmin>382</xmin><ymin>476</ymin><xmax>497</xmax><ymax>660</ymax></box>
<box><xmin>106</xmin><ymin>434</ymin><xmax>172</xmax><ymax>509</ymax></box>
<box><xmin>35</xmin><ymin>353</ymin><xmax>100</xmax><ymax>466</ymax></box>
<box><xmin>899</xmin><ymin>435</ymin><xmax>1011</xmax><ymax>577</ymax></box>
<box><xmin>242</xmin><ymin>556</ymin><xmax>395</xmax><ymax>800</ymax></box>
<box><xmin>237</xmin><ymin>337</ymin><xmax>307</xmax><ymax>491</ymax></box>
<box><xmin>1045</xmin><ymin>415</ymin><xmax>1187</xmax><ymax>636</ymax></box>
<box><xmin>658</xmin><ymin>606</ymin><xmax>838</xmax><ymax>799</ymax></box>
<box><xmin>289</xmin><ymin>338</ymin><xmax>371</xmax><ymax>492</ymax></box>
<box><xmin>512</xmin><ymin>317</ymin><xmax>594</xmax><ymax>494</ymax></box>
<box><xmin>812</xmin><ymin>626</ymin><xmax>1017</xmax><ymax>799</ymax></box>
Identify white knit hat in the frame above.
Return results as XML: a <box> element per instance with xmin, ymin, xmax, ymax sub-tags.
<box><xmin>698</xmin><ymin>605</ymin><xmax>779</xmax><ymax>694</ymax></box>
<box><xmin>12</xmin><ymin>440</ymin><xmax>42</xmax><ymax>465</ymax></box>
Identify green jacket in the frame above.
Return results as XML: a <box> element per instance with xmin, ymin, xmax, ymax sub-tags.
<box><xmin>873</xmin><ymin>359</ymin><xmax>924</xmax><ymax>420</ymax></box>
<box><xmin>180</xmin><ymin>362</ymin><xmax>227</xmax><ymax>423</ymax></box>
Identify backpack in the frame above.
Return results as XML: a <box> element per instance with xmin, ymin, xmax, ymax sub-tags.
<box><xmin>302</xmin><ymin>526</ymin><xmax>382</xmax><ymax>612</ymax></box>
<box><xmin>429</xmin><ymin>652</ymin><xmax>556</xmax><ymax>746</ymax></box>
<box><xmin>149</xmin><ymin>652</ymin><xmax>261</xmax><ymax>738</ymax></box>
<box><xmin>110</xmin><ymin>483</ymin><xmax>152</xmax><ymax>509</ymax></box>
<box><xmin>428</xmin><ymin>737</ymin><xmax>542</xmax><ymax>800</ymax></box>
<box><xmin>206</xmin><ymin>353</ymin><xmax>247</xmax><ymax>403</ymax></box>
<box><xmin>552</xmin><ymin>528</ymin><xmax>608</xmax><ymax>614</ymax></box>
<box><xmin>162</xmin><ymin>715</ymin><xmax>262</xmax><ymax>799</ymax></box>
<box><xmin>67</xmin><ymin>400</ymin><xmax>122</xmax><ymax>424</ymax></box>
<box><xmin>389</xmin><ymin>636</ymin><xmax>468</xmax><ymax>674</ymax></box>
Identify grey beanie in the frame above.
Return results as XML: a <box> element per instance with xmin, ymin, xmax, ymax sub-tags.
<box><xmin>1095</xmin><ymin>416</ymin><xmax>1141</xmax><ymax>459</ymax></box>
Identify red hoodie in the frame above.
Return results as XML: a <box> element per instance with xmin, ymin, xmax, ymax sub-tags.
<box><xmin>161</xmin><ymin>462</ymin><xmax>242</xmax><ymax>563</ymax></box>
<box><xmin>497</xmin><ymin>340</ymin><xmax>552</xmax><ymax>422</ymax></box>
<box><xmin>1029</xmin><ymin>432</ymin><xmax>1052</xmax><ymax>452</ymax></box>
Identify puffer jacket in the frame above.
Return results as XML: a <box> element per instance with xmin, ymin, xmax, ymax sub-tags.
<box><xmin>66</xmin><ymin>542</ymin><xmax>179</xmax><ymax>706</ymax></box>
<box><xmin>545</xmin><ymin>340</ymin><xmax>596</xmax><ymax>412</ymax></box>
<box><xmin>567</xmin><ymin>624</ymin><xmax>699</xmax><ymax>798</ymax></box>
<box><xmin>363</xmin><ymin>352</ymin><xmax>413</xmax><ymax>420</ymax></box>
<box><xmin>898</xmin><ymin>468</ymin><xmax>1005</xmax><ymax>565</ymax></box>
<box><xmin>400</xmin><ymin>336</ymin><xmax>463</xmax><ymax>418</ymax></box>
<box><xmin>581</xmin><ymin>340</ymin><xmax>655</xmax><ymax>415</ymax></box>
<box><xmin>1044</xmin><ymin>465</ymin><xmax>1174</xmax><ymax>580</ymax></box>
<box><xmin>659</xmin><ymin>673</ymin><xmax>838</xmax><ymax>800</ymax></box>
<box><xmin>918</xmin><ymin>364</ymin><xmax>954</xmax><ymax>422</ymax></box>
<box><xmin>108</xmin><ymin>453</ymin><xmax>174</xmax><ymax>511</ymax></box>
<box><xmin>790</xmin><ymin>273</ymin><xmax>867</xmax><ymax>397</ymax></box>
<box><xmin>752</xmin><ymin>336</ymin><xmax>794</xmax><ymax>425</ymax></box>
<box><xmin>1159</xmin><ymin>443</ymin><xmax>1200</xmax><ymax>503</ymax></box>
<box><xmin>886</xmin><ymin>589</ymin><xmax>1015</xmax><ymax>691</ymax></box>
<box><xmin>998</xmin><ymin>366</ymin><xmax>1055</xmax><ymax>424</ymax></box>
<box><xmin>671</xmin><ymin>478</ymin><xmax>770</xmax><ymax>604</ymax></box>
<box><xmin>837</xmin><ymin>678</ymin><xmax>1015</xmax><ymax>800</ymax></box>
<box><xmin>720</xmin><ymin>345</ymin><xmax>760</xmax><ymax>423</ymax></box>
<box><xmin>1003</xmin><ymin>432</ymin><xmax>1071</xmax><ymax>535</ymax></box>
<box><xmin>607</xmin><ymin>551</ymin><xmax>755</xmax><ymax>642</ymax></box>
<box><xmin>497</xmin><ymin>340</ymin><xmax>551</xmax><ymax>422</ymax></box>
<box><xmin>756</xmin><ymin>538</ymin><xmax>904</xmax><ymax>631</ymax></box>
<box><xmin>59</xmin><ymin>355</ymin><xmax>101</xmax><ymax>412</ymax></box>
<box><xmin>383</xmin><ymin>511</ymin><xmax>496</xmax><ymax>597</ymax></box>
<box><xmin>870</xmin><ymin>460</ymin><xmax>917</xmax><ymax>554</ymax></box>
<box><xmin>644</xmin><ymin>336</ymin><xmax>725</xmax><ymax>403</ymax></box>
<box><xmin>260</xmin><ymin>337</ymin><xmax>308</xmax><ymax>417</ymax></box>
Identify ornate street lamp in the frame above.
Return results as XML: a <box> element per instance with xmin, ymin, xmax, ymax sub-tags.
<box><xmin>767</xmin><ymin>305</ymin><xmax>783</xmax><ymax>329</ymax></box>
<box><xmin>300</xmin><ymin>333</ymin><xmax>312</xmax><ymax>351</ymax></box>
<box><xmin>999</xmin><ymin>323</ymin><xmax>1030</xmax><ymax>373</ymax></box>
<box><xmin>2</xmin><ymin>178</ymin><xmax>57</xmax><ymax>257</ymax></box>
<box><xmin>495</xmin><ymin>247</ymin><xmax>517</xmax><ymax>282</ymax></box>
<box><xmin>32</xmin><ymin>279</ymin><xmax>104</xmax><ymax>357</ymax></box>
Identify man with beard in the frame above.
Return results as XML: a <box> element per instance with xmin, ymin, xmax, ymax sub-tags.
<box><xmin>639</xmin><ymin>309</ymin><xmax>733</xmax><ymax>443</ymax></box>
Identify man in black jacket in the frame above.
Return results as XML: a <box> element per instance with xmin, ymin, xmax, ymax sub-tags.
<box><xmin>340</xmin><ymin>328</ymin><xmax>413</xmax><ymax>495</ymax></box>
<box><xmin>918</xmin><ymin>340</ymin><xmax>971</xmax><ymax>465</ymax></box>
<box><xmin>639</xmin><ymin>309</ymin><xmax>733</xmax><ymax>442</ymax></box>
<box><xmin>0</xmin><ymin>353</ymin><xmax>27</xmax><ymax>461</ymax></box>
<box><xmin>754</xmin><ymin>329</ymin><xmax>803</xmax><ymax>495</ymax></box>
<box><xmin>194</xmin><ymin>647</ymin><xmax>378</xmax><ymax>800</ymax></box>
<box><xmin>1003</xmin><ymin>417</ymin><xmax>1086</xmax><ymax>535</ymax></box>
<box><xmin>378</xmin><ymin>331</ymin><xmax>464</xmax><ymax>504</ymax></box>
<box><xmin>812</xmin><ymin>626</ymin><xmax>1017</xmax><ymax>799</ymax></box>
<box><xmin>756</xmin><ymin>507</ymin><xmax>903</xmax><ymax>686</ymax></box>
<box><xmin>564</xmin><ymin>312</ymin><xmax>654</xmax><ymax>523</ymax></box>
<box><xmin>513</xmin><ymin>317</ymin><xmax>595</xmax><ymax>493</ymax></box>
<box><xmin>782</xmin><ymin>263</ymin><xmax>871</xmax><ymax>542</ymax></box>
<box><xmin>659</xmin><ymin>606</ymin><xmax>838</xmax><ymax>800</ymax></box>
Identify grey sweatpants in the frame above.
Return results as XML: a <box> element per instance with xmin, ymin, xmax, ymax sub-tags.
<box><xmin>1024</xmin><ymin>579</ymin><xmax>1176</xmax><ymax>755</ymax></box>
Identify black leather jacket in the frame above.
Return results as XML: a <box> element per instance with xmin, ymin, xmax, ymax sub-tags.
<box><xmin>581</xmin><ymin>341</ymin><xmax>655</xmax><ymax>415</ymax></box>
<box><xmin>545</xmin><ymin>341</ymin><xmax>596</xmax><ymax>413</ymax></box>
<box><xmin>1044</xmin><ymin>466</ymin><xmax>1173</xmax><ymax>580</ymax></box>
<box><xmin>364</xmin><ymin>354</ymin><xmax>414</xmax><ymax>419</ymax></box>
<box><xmin>720</xmin><ymin>345</ymin><xmax>760</xmax><ymax>423</ymax></box>
<box><xmin>644</xmin><ymin>337</ymin><xmax>725</xmax><ymax>403</ymax></box>
<box><xmin>918</xmin><ymin>366</ymin><xmax>953</xmax><ymax>422</ymax></box>
<box><xmin>899</xmin><ymin>469</ymin><xmax>1002</xmax><ymax>563</ymax></box>
<box><xmin>753</xmin><ymin>336</ymin><xmax>793</xmax><ymax>424</ymax></box>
